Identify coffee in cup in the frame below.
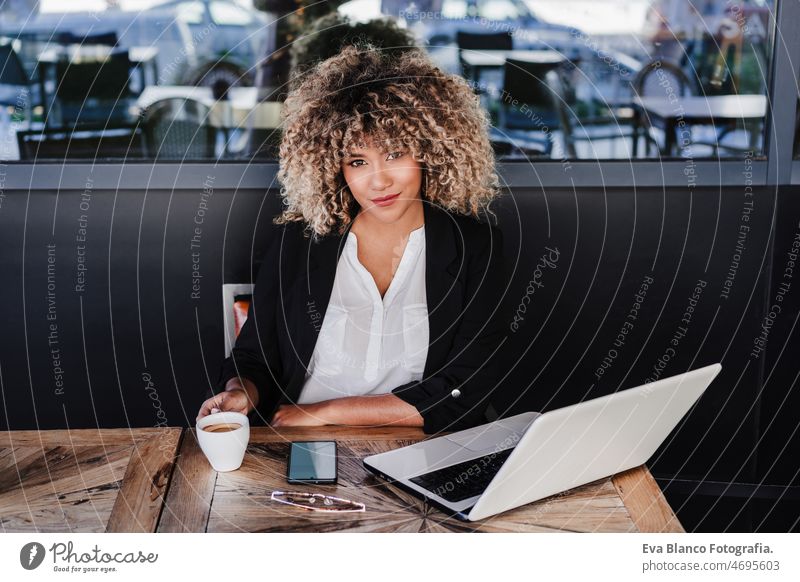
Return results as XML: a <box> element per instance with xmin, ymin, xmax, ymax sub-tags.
<box><xmin>202</xmin><ymin>423</ymin><xmax>242</xmax><ymax>433</ymax></box>
<box><xmin>196</xmin><ymin>411</ymin><xmax>250</xmax><ymax>472</ymax></box>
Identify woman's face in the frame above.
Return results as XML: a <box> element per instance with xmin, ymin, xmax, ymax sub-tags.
<box><xmin>341</xmin><ymin>140</ymin><xmax>423</xmax><ymax>224</ymax></box>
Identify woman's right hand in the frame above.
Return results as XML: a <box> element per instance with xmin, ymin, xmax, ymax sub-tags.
<box><xmin>196</xmin><ymin>379</ymin><xmax>259</xmax><ymax>422</ymax></box>
<box><xmin>196</xmin><ymin>389</ymin><xmax>251</xmax><ymax>422</ymax></box>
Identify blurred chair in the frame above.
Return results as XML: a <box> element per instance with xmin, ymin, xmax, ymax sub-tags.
<box><xmin>13</xmin><ymin>30</ymin><xmax>118</xmax><ymax>104</ymax></box>
<box><xmin>16</xmin><ymin>124</ymin><xmax>145</xmax><ymax>160</ymax></box>
<box><xmin>456</xmin><ymin>30</ymin><xmax>513</xmax><ymax>51</ymax></box>
<box><xmin>222</xmin><ymin>284</ymin><xmax>254</xmax><ymax>358</ymax></box>
<box><xmin>496</xmin><ymin>58</ymin><xmax>576</xmax><ymax>158</ymax></box>
<box><xmin>692</xmin><ymin>116</ymin><xmax>762</xmax><ymax>157</ymax></box>
<box><xmin>632</xmin><ymin>58</ymin><xmax>755</xmax><ymax>156</ymax></box>
<box><xmin>631</xmin><ymin>59</ymin><xmax>696</xmax><ymax>156</ymax></box>
<box><xmin>241</xmin><ymin>127</ymin><xmax>282</xmax><ymax>160</ymax></box>
<box><xmin>12</xmin><ymin>31</ymin><xmax>52</xmax><ymax>78</ymax></box>
<box><xmin>456</xmin><ymin>31</ymin><xmax>513</xmax><ymax>81</ymax></box>
<box><xmin>231</xmin><ymin>98</ymin><xmax>284</xmax><ymax>159</ymax></box>
<box><xmin>0</xmin><ymin>43</ymin><xmax>38</xmax><ymax>124</ymax></box>
<box><xmin>139</xmin><ymin>97</ymin><xmax>216</xmax><ymax>160</ymax></box>
<box><xmin>632</xmin><ymin>59</ymin><xmax>696</xmax><ymax>99</ymax></box>
<box><xmin>53</xmin><ymin>49</ymin><xmax>133</xmax><ymax>126</ymax></box>
<box><xmin>489</xmin><ymin>133</ymin><xmax>548</xmax><ymax>159</ymax></box>
<box><xmin>556</xmin><ymin>106</ymin><xmax>638</xmax><ymax>159</ymax></box>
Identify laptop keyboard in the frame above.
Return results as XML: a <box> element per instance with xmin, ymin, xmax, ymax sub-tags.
<box><xmin>408</xmin><ymin>447</ymin><xmax>515</xmax><ymax>502</ymax></box>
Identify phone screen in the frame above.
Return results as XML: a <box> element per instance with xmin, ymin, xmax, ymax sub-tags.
<box><xmin>288</xmin><ymin>441</ymin><xmax>337</xmax><ymax>483</ymax></box>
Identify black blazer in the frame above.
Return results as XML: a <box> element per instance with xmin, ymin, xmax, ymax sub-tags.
<box><xmin>215</xmin><ymin>202</ymin><xmax>506</xmax><ymax>434</ymax></box>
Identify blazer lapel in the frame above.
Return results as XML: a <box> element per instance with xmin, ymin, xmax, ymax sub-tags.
<box><xmin>420</xmin><ymin>202</ymin><xmax>461</xmax><ymax>377</ymax></box>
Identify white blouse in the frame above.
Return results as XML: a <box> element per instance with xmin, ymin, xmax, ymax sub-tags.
<box><xmin>297</xmin><ymin>225</ymin><xmax>429</xmax><ymax>404</ymax></box>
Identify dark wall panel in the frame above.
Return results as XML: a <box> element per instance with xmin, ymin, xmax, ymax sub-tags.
<box><xmin>0</xmin><ymin>185</ymin><xmax>280</xmax><ymax>431</ymax></box>
<box><xmin>0</xmin><ymin>182</ymin><xmax>795</xmax><ymax>501</ymax></box>
<box><xmin>761</xmin><ymin>185</ymin><xmax>800</xmax><ymax>487</ymax></box>
<box><xmin>494</xmin><ymin>184</ymin><xmax>774</xmax><ymax>485</ymax></box>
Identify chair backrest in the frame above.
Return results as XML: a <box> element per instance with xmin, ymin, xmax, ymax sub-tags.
<box><xmin>632</xmin><ymin>59</ymin><xmax>696</xmax><ymax>98</ymax></box>
<box><xmin>140</xmin><ymin>97</ymin><xmax>216</xmax><ymax>159</ymax></box>
<box><xmin>503</xmin><ymin>58</ymin><xmax>561</xmax><ymax>109</ymax></box>
<box><xmin>456</xmin><ymin>31</ymin><xmax>513</xmax><ymax>51</ymax></box>
<box><xmin>456</xmin><ymin>31</ymin><xmax>514</xmax><ymax>78</ymax></box>
<box><xmin>222</xmin><ymin>283</ymin><xmax>255</xmax><ymax>358</ymax></box>
<box><xmin>0</xmin><ymin>44</ymin><xmax>31</xmax><ymax>87</ymax></box>
<box><xmin>55</xmin><ymin>49</ymin><xmax>132</xmax><ymax>101</ymax></box>
<box><xmin>501</xmin><ymin>59</ymin><xmax>576</xmax><ymax>156</ymax></box>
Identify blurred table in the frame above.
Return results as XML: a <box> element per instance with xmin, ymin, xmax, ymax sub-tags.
<box><xmin>0</xmin><ymin>428</ymin><xmax>181</xmax><ymax>532</ymax></box>
<box><xmin>460</xmin><ymin>49</ymin><xmax>568</xmax><ymax>69</ymax></box>
<box><xmin>632</xmin><ymin>94</ymin><xmax>767</xmax><ymax>156</ymax></box>
<box><xmin>461</xmin><ymin>49</ymin><xmax>569</xmax><ymax>85</ymax></box>
<box><xmin>136</xmin><ymin>86</ymin><xmax>283</xmax><ymax>130</ymax></box>
<box><xmin>158</xmin><ymin>426</ymin><xmax>684</xmax><ymax>533</ymax></box>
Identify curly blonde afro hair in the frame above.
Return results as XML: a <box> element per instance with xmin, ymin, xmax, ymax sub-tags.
<box><xmin>275</xmin><ymin>43</ymin><xmax>501</xmax><ymax>238</ymax></box>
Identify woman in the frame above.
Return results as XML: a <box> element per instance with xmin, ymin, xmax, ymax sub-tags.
<box><xmin>197</xmin><ymin>44</ymin><xmax>506</xmax><ymax>434</ymax></box>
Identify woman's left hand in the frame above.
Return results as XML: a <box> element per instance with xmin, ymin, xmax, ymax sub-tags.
<box><xmin>270</xmin><ymin>402</ymin><xmax>336</xmax><ymax>427</ymax></box>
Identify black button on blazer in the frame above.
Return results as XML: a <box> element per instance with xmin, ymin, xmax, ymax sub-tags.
<box><xmin>216</xmin><ymin>201</ymin><xmax>506</xmax><ymax>434</ymax></box>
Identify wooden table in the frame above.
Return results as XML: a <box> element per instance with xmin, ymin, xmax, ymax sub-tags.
<box><xmin>159</xmin><ymin>427</ymin><xmax>683</xmax><ymax>533</ymax></box>
<box><xmin>0</xmin><ymin>428</ymin><xmax>181</xmax><ymax>532</ymax></box>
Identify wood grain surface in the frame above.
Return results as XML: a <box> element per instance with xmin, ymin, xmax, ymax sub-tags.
<box><xmin>105</xmin><ymin>428</ymin><xmax>182</xmax><ymax>533</ymax></box>
<box><xmin>157</xmin><ymin>429</ymin><xmax>217</xmax><ymax>533</ymax></box>
<box><xmin>0</xmin><ymin>428</ymin><xmax>182</xmax><ymax>533</ymax></box>
<box><xmin>1</xmin><ymin>427</ymin><xmax>683</xmax><ymax>533</ymax></box>
<box><xmin>163</xmin><ymin>427</ymin><xmax>676</xmax><ymax>533</ymax></box>
<box><xmin>612</xmin><ymin>465</ymin><xmax>685</xmax><ymax>533</ymax></box>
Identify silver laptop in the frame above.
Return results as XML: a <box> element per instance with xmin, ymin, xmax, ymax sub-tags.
<box><xmin>364</xmin><ymin>363</ymin><xmax>722</xmax><ymax>521</ymax></box>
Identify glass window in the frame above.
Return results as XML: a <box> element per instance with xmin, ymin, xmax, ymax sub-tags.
<box><xmin>0</xmin><ymin>0</ymin><xmax>777</xmax><ymax>161</ymax></box>
<box><xmin>419</xmin><ymin>0</ymin><xmax>775</xmax><ymax>160</ymax></box>
<box><xmin>0</xmin><ymin>0</ymin><xmax>270</xmax><ymax>161</ymax></box>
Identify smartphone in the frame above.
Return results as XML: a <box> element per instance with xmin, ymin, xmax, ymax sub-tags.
<box><xmin>287</xmin><ymin>441</ymin><xmax>337</xmax><ymax>484</ymax></box>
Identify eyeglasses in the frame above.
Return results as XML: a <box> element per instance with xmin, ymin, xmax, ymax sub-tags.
<box><xmin>270</xmin><ymin>491</ymin><xmax>366</xmax><ymax>513</ymax></box>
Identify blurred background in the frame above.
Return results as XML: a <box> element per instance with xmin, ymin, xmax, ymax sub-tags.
<box><xmin>0</xmin><ymin>0</ymin><xmax>779</xmax><ymax>161</ymax></box>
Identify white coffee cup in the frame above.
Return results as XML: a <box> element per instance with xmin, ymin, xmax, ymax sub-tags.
<box><xmin>196</xmin><ymin>411</ymin><xmax>250</xmax><ymax>472</ymax></box>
